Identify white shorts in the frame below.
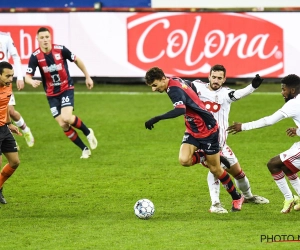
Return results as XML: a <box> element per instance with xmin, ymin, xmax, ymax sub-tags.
<box><xmin>280</xmin><ymin>141</ymin><xmax>300</xmax><ymax>173</ymax></box>
<box><xmin>221</xmin><ymin>144</ymin><xmax>238</xmax><ymax>168</ymax></box>
<box><xmin>8</xmin><ymin>93</ymin><xmax>16</xmax><ymax>106</ymax></box>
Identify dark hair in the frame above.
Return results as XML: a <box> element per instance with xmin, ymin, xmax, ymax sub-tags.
<box><xmin>145</xmin><ymin>67</ymin><xmax>166</xmax><ymax>85</ymax></box>
<box><xmin>0</xmin><ymin>61</ymin><xmax>13</xmax><ymax>74</ymax></box>
<box><xmin>37</xmin><ymin>27</ymin><xmax>50</xmax><ymax>35</ymax></box>
<box><xmin>210</xmin><ymin>64</ymin><xmax>226</xmax><ymax>77</ymax></box>
<box><xmin>281</xmin><ymin>74</ymin><xmax>300</xmax><ymax>88</ymax></box>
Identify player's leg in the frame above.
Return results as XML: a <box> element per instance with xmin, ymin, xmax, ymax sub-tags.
<box><xmin>205</xmin><ymin>153</ymin><xmax>243</xmax><ymax>211</ymax></box>
<box><xmin>222</xmin><ymin>145</ymin><xmax>269</xmax><ymax>204</ymax></box>
<box><xmin>207</xmin><ymin>171</ymin><xmax>228</xmax><ymax>213</ymax></box>
<box><xmin>178</xmin><ymin>142</ymin><xmax>197</xmax><ymax>166</ymax></box>
<box><xmin>0</xmin><ymin>128</ymin><xmax>20</xmax><ymax>204</ymax></box>
<box><xmin>203</xmin><ymin>131</ymin><xmax>243</xmax><ymax>211</ymax></box>
<box><xmin>267</xmin><ymin>154</ymin><xmax>295</xmax><ymax>213</ymax></box>
<box><xmin>56</xmin><ymin>110</ymin><xmax>91</xmax><ymax>159</ymax></box>
<box><xmin>61</xmin><ymin>90</ymin><xmax>97</xmax><ymax>150</ymax></box>
<box><xmin>275</xmin><ymin>142</ymin><xmax>300</xmax><ymax>212</ymax></box>
<box><xmin>48</xmin><ymin>94</ymin><xmax>90</xmax><ymax>159</ymax></box>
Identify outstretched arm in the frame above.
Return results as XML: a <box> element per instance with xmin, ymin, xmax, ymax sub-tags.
<box><xmin>74</xmin><ymin>57</ymin><xmax>93</xmax><ymax>89</ymax></box>
<box><xmin>228</xmin><ymin>74</ymin><xmax>264</xmax><ymax>101</ymax></box>
<box><xmin>227</xmin><ymin>110</ymin><xmax>286</xmax><ymax>134</ymax></box>
<box><xmin>145</xmin><ymin>108</ymin><xmax>185</xmax><ymax>130</ymax></box>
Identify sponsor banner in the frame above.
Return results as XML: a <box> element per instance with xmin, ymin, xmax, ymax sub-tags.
<box><xmin>1</xmin><ymin>12</ymin><xmax>300</xmax><ymax>78</ymax></box>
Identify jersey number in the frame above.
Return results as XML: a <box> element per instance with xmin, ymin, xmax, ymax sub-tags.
<box><xmin>62</xmin><ymin>96</ymin><xmax>70</xmax><ymax>104</ymax></box>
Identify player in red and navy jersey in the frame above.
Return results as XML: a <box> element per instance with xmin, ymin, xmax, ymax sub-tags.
<box><xmin>25</xmin><ymin>27</ymin><xmax>97</xmax><ymax>159</ymax></box>
<box><xmin>144</xmin><ymin>67</ymin><xmax>244</xmax><ymax>212</ymax></box>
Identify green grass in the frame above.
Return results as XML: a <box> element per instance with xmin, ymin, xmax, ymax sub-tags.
<box><xmin>2</xmin><ymin>83</ymin><xmax>299</xmax><ymax>249</ymax></box>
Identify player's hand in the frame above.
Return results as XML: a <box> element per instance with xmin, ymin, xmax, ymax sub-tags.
<box><xmin>227</xmin><ymin>122</ymin><xmax>242</xmax><ymax>134</ymax></box>
<box><xmin>145</xmin><ymin>117</ymin><xmax>160</xmax><ymax>130</ymax></box>
<box><xmin>16</xmin><ymin>80</ymin><xmax>25</xmax><ymax>90</ymax></box>
<box><xmin>251</xmin><ymin>74</ymin><xmax>264</xmax><ymax>89</ymax></box>
<box><xmin>31</xmin><ymin>80</ymin><xmax>42</xmax><ymax>88</ymax></box>
<box><xmin>86</xmin><ymin>77</ymin><xmax>94</xmax><ymax>90</ymax></box>
<box><xmin>8</xmin><ymin>124</ymin><xmax>22</xmax><ymax>136</ymax></box>
<box><xmin>286</xmin><ymin>127</ymin><xmax>297</xmax><ymax>137</ymax></box>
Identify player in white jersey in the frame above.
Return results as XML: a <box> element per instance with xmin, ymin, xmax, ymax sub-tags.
<box><xmin>190</xmin><ymin>64</ymin><xmax>269</xmax><ymax>213</ymax></box>
<box><xmin>228</xmin><ymin>74</ymin><xmax>300</xmax><ymax>213</ymax></box>
<box><xmin>0</xmin><ymin>31</ymin><xmax>34</xmax><ymax>148</ymax></box>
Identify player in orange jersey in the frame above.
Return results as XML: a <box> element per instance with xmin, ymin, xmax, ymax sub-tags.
<box><xmin>0</xmin><ymin>61</ymin><xmax>22</xmax><ymax>204</ymax></box>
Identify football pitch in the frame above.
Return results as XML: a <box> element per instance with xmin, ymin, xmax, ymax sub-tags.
<box><xmin>2</xmin><ymin>83</ymin><xmax>299</xmax><ymax>249</ymax></box>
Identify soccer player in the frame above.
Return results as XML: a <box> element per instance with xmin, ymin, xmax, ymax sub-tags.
<box><xmin>227</xmin><ymin>74</ymin><xmax>300</xmax><ymax>213</ymax></box>
<box><xmin>0</xmin><ymin>61</ymin><xmax>22</xmax><ymax>204</ymax></box>
<box><xmin>24</xmin><ymin>27</ymin><xmax>97</xmax><ymax>159</ymax></box>
<box><xmin>189</xmin><ymin>64</ymin><xmax>269</xmax><ymax>213</ymax></box>
<box><xmin>145</xmin><ymin>66</ymin><xmax>244</xmax><ymax>212</ymax></box>
<box><xmin>0</xmin><ymin>31</ymin><xmax>34</xmax><ymax>148</ymax></box>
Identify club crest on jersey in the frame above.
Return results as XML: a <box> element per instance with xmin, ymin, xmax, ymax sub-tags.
<box><xmin>55</xmin><ymin>54</ymin><xmax>61</xmax><ymax>60</ymax></box>
<box><xmin>182</xmin><ymin>84</ymin><xmax>188</xmax><ymax>89</ymax></box>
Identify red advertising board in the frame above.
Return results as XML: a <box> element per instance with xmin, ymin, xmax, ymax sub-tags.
<box><xmin>127</xmin><ymin>13</ymin><xmax>284</xmax><ymax>77</ymax></box>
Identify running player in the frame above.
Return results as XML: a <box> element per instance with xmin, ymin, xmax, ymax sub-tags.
<box><xmin>145</xmin><ymin>66</ymin><xmax>244</xmax><ymax>212</ymax></box>
<box><xmin>228</xmin><ymin>74</ymin><xmax>300</xmax><ymax>213</ymax></box>
<box><xmin>25</xmin><ymin>27</ymin><xmax>97</xmax><ymax>159</ymax></box>
<box><xmin>190</xmin><ymin>64</ymin><xmax>269</xmax><ymax>213</ymax></box>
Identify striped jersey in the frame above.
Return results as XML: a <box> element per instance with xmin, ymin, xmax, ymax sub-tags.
<box><xmin>192</xmin><ymin>80</ymin><xmax>235</xmax><ymax>147</ymax></box>
<box><xmin>26</xmin><ymin>44</ymin><xmax>76</xmax><ymax>96</ymax></box>
<box><xmin>167</xmin><ymin>78</ymin><xmax>218</xmax><ymax>139</ymax></box>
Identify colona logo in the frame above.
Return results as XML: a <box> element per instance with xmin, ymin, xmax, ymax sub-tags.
<box><xmin>127</xmin><ymin>13</ymin><xmax>284</xmax><ymax>78</ymax></box>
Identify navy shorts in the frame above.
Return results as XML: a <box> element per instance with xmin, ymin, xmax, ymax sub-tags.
<box><xmin>0</xmin><ymin>125</ymin><xmax>18</xmax><ymax>154</ymax></box>
<box><xmin>47</xmin><ymin>89</ymin><xmax>75</xmax><ymax>118</ymax></box>
<box><xmin>181</xmin><ymin>130</ymin><xmax>220</xmax><ymax>155</ymax></box>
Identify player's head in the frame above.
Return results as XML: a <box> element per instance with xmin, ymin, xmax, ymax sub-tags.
<box><xmin>208</xmin><ymin>64</ymin><xmax>226</xmax><ymax>90</ymax></box>
<box><xmin>281</xmin><ymin>74</ymin><xmax>300</xmax><ymax>102</ymax></box>
<box><xmin>37</xmin><ymin>27</ymin><xmax>52</xmax><ymax>52</ymax></box>
<box><xmin>145</xmin><ymin>67</ymin><xmax>168</xmax><ymax>93</ymax></box>
<box><xmin>0</xmin><ymin>61</ymin><xmax>14</xmax><ymax>87</ymax></box>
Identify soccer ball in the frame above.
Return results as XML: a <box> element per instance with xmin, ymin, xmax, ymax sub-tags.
<box><xmin>134</xmin><ymin>198</ymin><xmax>155</xmax><ymax>219</ymax></box>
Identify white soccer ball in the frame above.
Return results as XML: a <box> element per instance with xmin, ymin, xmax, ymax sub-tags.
<box><xmin>134</xmin><ymin>198</ymin><xmax>155</xmax><ymax>219</ymax></box>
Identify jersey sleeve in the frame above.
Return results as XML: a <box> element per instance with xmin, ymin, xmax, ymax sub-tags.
<box><xmin>167</xmin><ymin>86</ymin><xmax>186</xmax><ymax>109</ymax></box>
<box><xmin>278</xmin><ymin>99</ymin><xmax>298</xmax><ymax>118</ymax></box>
<box><xmin>241</xmin><ymin>110</ymin><xmax>285</xmax><ymax>130</ymax></box>
<box><xmin>7</xmin><ymin>35</ymin><xmax>23</xmax><ymax>80</ymax></box>
<box><xmin>228</xmin><ymin>84</ymin><xmax>256</xmax><ymax>102</ymax></box>
<box><xmin>62</xmin><ymin>46</ymin><xmax>76</xmax><ymax>62</ymax></box>
<box><xmin>26</xmin><ymin>54</ymin><xmax>38</xmax><ymax>76</ymax></box>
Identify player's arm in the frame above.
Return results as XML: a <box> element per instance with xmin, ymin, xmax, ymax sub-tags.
<box><xmin>227</xmin><ymin>110</ymin><xmax>285</xmax><ymax>134</ymax></box>
<box><xmin>228</xmin><ymin>74</ymin><xmax>264</xmax><ymax>101</ymax></box>
<box><xmin>145</xmin><ymin>108</ymin><xmax>185</xmax><ymax>130</ymax></box>
<box><xmin>145</xmin><ymin>87</ymin><xmax>186</xmax><ymax>130</ymax></box>
<box><xmin>74</xmin><ymin>57</ymin><xmax>93</xmax><ymax>89</ymax></box>
<box><xmin>24</xmin><ymin>55</ymin><xmax>41</xmax><ymax>88</ymax></box>
<box><xmin>6</xmin><ymin>108</ymin><xmax>21</xmax><ymax>135</ymax></box>
<box><xmin>7</xmin><ymin>35</ymin><xmax>24</xmax><ymax>90</ymax></box>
